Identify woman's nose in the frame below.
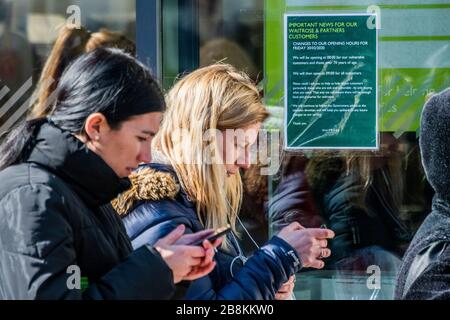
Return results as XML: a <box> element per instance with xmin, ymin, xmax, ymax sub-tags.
<box><xmin>238</xmin><ymin>162</ymin><xmax>251</xmax><ymax>170</ymax></box>
<box><xmin>138</xmin><ymin>146</ymin><xmax>152</xmax><ymax>164</ymax></box>
<box><xmin>236</xmin><ymin>151</ymin><xmax>251</xmax><ymax>169</ymax></box>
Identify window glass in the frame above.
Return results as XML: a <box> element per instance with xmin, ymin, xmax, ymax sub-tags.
<box><xmin>162</xmin><ymin>0</ymin><xmax>449</xmax><ymax>300</ymax></box>
<box><xmin>0</xmin><ymin>0</ymin><xmax>135</xmax><ymax>134</ymax></box>
<box><xmin>265</xmin><ymin>0</ymin><xmax>449</xmax><ymax>300</ymax></box>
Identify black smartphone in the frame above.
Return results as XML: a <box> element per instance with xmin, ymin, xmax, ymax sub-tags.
<box><xmin>191</xmin><ymin>225</ymin><xmax>231</xmax><ymax>246</ymax></box>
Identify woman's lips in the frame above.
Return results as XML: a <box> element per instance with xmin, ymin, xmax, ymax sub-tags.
<box><xmin>126</xmin><ymin>167</ymin><xmax>137</xmax><ymax>174</ymax></box>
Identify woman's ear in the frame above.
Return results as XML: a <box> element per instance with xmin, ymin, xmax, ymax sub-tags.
<box><xmin>84</xmin><ymin>112</ymin><xmax>109</xmax><ymax>142</ymax></box>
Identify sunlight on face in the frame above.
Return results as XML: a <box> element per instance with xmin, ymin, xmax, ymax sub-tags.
<box><xmin>221</xmin><ymin>122</ymin><xmax>261</xmax><ymax>176</ymax></box>
<box><xmin>98</xmin><ymin>112</ymin><xmax>162</xmax><ymax>177</ymax></box>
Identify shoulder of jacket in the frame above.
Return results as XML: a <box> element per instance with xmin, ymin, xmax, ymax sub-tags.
<box><xmin>0</xmin><ymin>163</ymin><xmax>56</xmax><ymax>197</ymax></box>
<box><xmin>402</xmin><ymin>240</ymin><xmax>450</xmax><ymax>298</ymax></box>
<box><xmin>112</xmin><ymin>167</ymin><xmax>180</xmax><ymax>216</ymax></box>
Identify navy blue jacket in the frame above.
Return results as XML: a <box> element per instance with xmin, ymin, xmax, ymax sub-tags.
<box><xmin>119</xmin><ymin>163</ymin><xmax>301</xmax><ymax>300</ymax></box>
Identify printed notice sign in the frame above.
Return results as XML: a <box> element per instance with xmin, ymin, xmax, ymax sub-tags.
<box><xmin>284</xmin><ymin>14</ymin><xmax>378</xmax><ymax>149</ymax></box>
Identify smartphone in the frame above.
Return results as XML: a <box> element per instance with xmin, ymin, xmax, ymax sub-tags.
<box><xmin>190</xmin><ymin>224</ymin><xmax>232</xmax><ymax>246</ymax></box>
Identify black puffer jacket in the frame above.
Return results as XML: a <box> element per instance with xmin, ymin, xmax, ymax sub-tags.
<box><xmin>0</xmin><ymin>121</ymin><xmax>175</xmax><ymax>299</ymax></box>
<box><xmin>322</xmin><ymin>169</ymin><xmax>410</xmax><ymax>265</ymax></box>
<box><xmin>395</xmin><ymin>88</ymin><xmax>450</xmax><ymax>300</ymax></box>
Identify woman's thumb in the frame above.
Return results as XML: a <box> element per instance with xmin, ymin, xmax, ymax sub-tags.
<box><xmin>159</xmin><ymin>225</ymin><xmax>186</xmax><ymax>245</ymax></box>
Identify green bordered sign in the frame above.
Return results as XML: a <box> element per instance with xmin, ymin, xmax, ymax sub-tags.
<box><xmin>284</xmin><ymin>14</ymin><xmax>378</xmax><ymax>150</ymax></box>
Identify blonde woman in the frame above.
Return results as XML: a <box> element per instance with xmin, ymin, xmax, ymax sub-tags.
<box><xmin>112</xmin><ymin>64</ymin><xmax>335</xmax><ymax>300</ymax></box>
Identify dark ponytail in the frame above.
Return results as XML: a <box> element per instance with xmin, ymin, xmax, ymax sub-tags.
<box><xmin>0</xmin><ymin>48</ymin><xmax>165</xmax><ymax>170</ymax></box>
<box><xmin>0</xmin><ymin>118</ymin><xmax>47</xmax><ymax>170</ymax></box>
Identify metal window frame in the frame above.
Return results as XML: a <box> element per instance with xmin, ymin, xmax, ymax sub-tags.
<box><xmin>136</xmin><ymin>0</ymin><xmax>199</xmax><ymax>83</ymax></box>
<box><xmin>136</xmin><ymin>0</ymin><xmax>162</xmax><ymax>80</ymax></box>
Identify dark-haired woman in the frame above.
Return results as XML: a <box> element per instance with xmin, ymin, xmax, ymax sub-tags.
<box><xmin>0</xmin><ymin>48</ymin><xmax>217</xmax><ymax>300</ymax></box>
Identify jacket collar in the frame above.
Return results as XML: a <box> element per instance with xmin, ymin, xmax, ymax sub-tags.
<box><xmin>145</xmin><ymin>163</ymin><xmax>195</xmax><ymax>208</ymax></box>
<box><xmin>432</xmin><ymin>195</ymin><xmax>450</xmax><ymax>218</ymax></box>
<box><xmin>112</xmin><ymin>162</ymin><xmax>195</xmax><ymax>216</ymax></box>
<box><xmin>26</xmin><ymin>121</ymin><xmax>131</xmax><ymax>209</ymax></box>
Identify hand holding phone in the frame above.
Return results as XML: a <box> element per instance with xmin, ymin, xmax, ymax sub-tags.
<box><xmin>190</xmin><ymin>224</ymin><xmax>232</xmax><ymax>246</ymax></box>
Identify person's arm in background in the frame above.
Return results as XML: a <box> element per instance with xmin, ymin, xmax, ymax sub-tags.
<box><xmin>269</xmin><ymin>171</ymin><xmax>323</xmax><ymax>234</ymax></box>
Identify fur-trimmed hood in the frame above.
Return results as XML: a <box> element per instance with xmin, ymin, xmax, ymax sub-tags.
<box><xmin>112</xmin><ymin>166</ymin><xmax>180</xmax><ymax>216</ymax></box>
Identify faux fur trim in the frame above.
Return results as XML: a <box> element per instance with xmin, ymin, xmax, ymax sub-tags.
<box><xmin>112</xmin><ymin>167</ymin><xmax>180</xmax><ymax>216</ymax></box>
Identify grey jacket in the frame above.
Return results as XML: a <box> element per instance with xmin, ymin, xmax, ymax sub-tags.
<box><xmin>395</xmin><ymin>88</ymin><xmax>450</xmax><ymax>300</ymax></box>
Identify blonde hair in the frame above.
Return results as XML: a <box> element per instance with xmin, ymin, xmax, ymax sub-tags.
<box><xmin>85</xmin><ymin>28</ymin><xmax>136</xmax><ymax>56</ymax></box>
<box><xmin>200</xmin><ymin>38</ymin><xmax>258</xmax><ymax>81</ymax></box>
<box><xmin>154</xmin><ymin>64</ymin><xmax>268</xmax><ymax>246</ymax></box>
